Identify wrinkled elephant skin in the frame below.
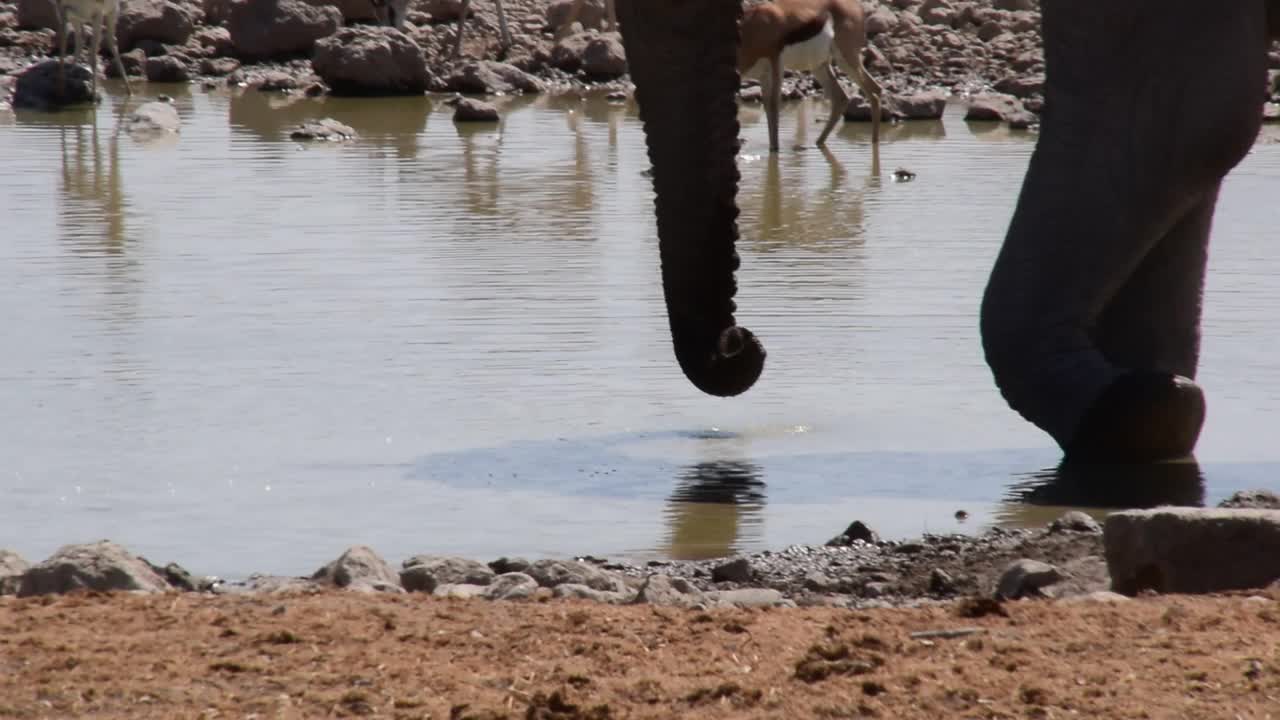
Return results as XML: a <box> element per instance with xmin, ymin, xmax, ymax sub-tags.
<box><xmin>615</xmin><ymin>0</ymin><xmax>765</xmax><ymax>397</ymax></box>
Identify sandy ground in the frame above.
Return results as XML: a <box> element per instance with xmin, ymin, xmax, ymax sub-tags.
<box><xmin>1</xmin><ymin>588</ymin><xmax>1279</xmax><ymax>719</ymax></box>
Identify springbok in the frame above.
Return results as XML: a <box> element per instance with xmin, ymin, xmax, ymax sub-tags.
<box><xmin>739</xmin><ymin>0</ymin><xmax>881</xmax><ymax>153</ymax></box>
<box><xmin>55</xmin><ymin>0</ymin><xmax>133</xmax><ymax>100</ymax></box>
<box><xmin>371</xmin><ymin>0</ymin><xmax>614</xmax><ymax>58</ymax></box>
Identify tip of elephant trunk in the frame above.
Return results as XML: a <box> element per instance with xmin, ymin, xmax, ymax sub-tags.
<box><xmin>681</xmin><ymin>325</ymin><xmax>766</xmax><ymax>398</ymax></box>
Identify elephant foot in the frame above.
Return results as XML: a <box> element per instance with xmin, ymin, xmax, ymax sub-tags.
<box><xmin>1064</xmin><ymin>371</ymin><xmax>1206</xmax><ymax>463</ymax></box>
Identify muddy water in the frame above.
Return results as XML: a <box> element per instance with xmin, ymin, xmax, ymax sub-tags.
<box><xmin>2</xmin><ymin>83</ymin><xmax>1279</xmax><ymax>579</ymax></box>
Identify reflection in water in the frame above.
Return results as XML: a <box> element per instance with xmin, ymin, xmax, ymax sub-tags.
<box><xmin>753</xmin><ymin>143</ymin><xmax>879</xmax><ymax>250</ymax></box>
<box><xmin>662</xmin><ymin>460</ymin><xmax>766</xmax><ymax>561</ymax></box>
<box><xmin>58</xmin><ymin>107</ymin><xmax>128</xmax><ymax>254</ymax></box>
<box><xmin>227</xmin><ymin>89</ymin><xmax>433</xmax><ymax>159</ymax></box>
<box><xmin>995</xmin><ymin>459</ymin><xmax>1206</xmax><ymax>529</ymax></box>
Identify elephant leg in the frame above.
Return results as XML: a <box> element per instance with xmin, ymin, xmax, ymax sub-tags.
<box><xmin>615</xmin><ymin>0</ymin><xmax>765</xmax><ymax>397</ymax></box>
<box><xmin>980</xmin><ymin>0</ymin><xmax>1266</xmax><ymax>460</ymax></box>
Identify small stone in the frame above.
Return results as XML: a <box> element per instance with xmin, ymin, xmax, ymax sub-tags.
<box><xmin>525</xmin><ymin>559</ymin><xmax>621</xmax><ymax>592</ymax></box>
<box><xmin>711</xmin><ymin>557</ymin><xmax>753</xmax><ymax>584</ymax></box>
<box><xmin>929</xmin><ymin>568</ymin><xmax>956</xmax><ymax>595</ymax></box>
<box><xmin>488</xmin><ymin>557</ymin><xmax>530</xmax><ymax>574</ymax></box>
<box><xmin>633</xmin><ymin>574</ymin><xmax>707</xmax><ymax>608</ymax></box>
<box><xmin>400</xmin><ymin>556</ymin><xmax>494</xmax><ymax>593</ymax></box>
<box><xmin>863</xmin><ymin>581</ymin><xmax>893</xmax><ymax>598</ymax></box>
<box><xmin>453</xmin><ymin>97</ymin><xmax>499</xmax><ymax>122</ymax></box>
<box><xmin>995</xmin><ymin>559</ymin><xmax>1063</xmax><ymax>600</ymax></box>
<box><xmin>0</xmin><ymin>550</ymin><xmax>30</xmax><ymax>596</ymax></box>
<box><xmin>826</xmin><ymin>520</ymin><xmax>879</xmax><ymax>547</ymax></box>
<box><xmin>484</xmin><ymin>572</ymin><xmax>538</xmax><ymax>600</ymax></box>
<box><xmin>312</xmin><ymin>546</ymin><xmax>400</xmax><ymax>591</ymax></box>
<box><xmin>709</xmin><ymin>588</ymin><xmax>790</xmax><ymax>608</ymax></box>
<box><xmin>1049</xmin><ymin>511</ymin><xmax>1102</xmax><ymax>534</ymax></box>
<box><xmin>803</xmin><ymin>572</ymin><xmax>838</xmax><ymax>593</ymax></box>
<box><xmin>431</xmin><ymin>583</ymin><xmax>488</xmax><ymax>599</ymax></box>
<box><xmin>254</xmin><ymin>70</ymin><xmax>297</xmax><ymax>92</ymax></box>
<box><xmin>552</xmin><ymin>583</ymin><xmax>632</xmax><ymax>604</ymax></box>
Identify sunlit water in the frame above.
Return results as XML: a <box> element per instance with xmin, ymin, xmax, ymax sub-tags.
<box><xmin>2</xmin><ymin>82</ymin><xmax>1279</xmax><ymax>579</ymax></box>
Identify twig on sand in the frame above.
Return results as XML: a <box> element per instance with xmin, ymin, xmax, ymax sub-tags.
<box><xmin>908</xmin><ymin>627</ymin><xmax>987</xmax><ymax>640</ymax></box>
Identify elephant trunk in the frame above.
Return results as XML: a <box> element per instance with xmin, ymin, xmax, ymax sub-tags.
<box><xmin>617</xmin><ymin>0</ymin><xmax>765</xmax><ymax>397</ymax></box>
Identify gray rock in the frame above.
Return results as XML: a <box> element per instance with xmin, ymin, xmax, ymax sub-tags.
<box><xmin>116</xmin><ymin>0</ymin><xmax>196</xmax><ymax>52</ymax></box>
<box><xmin>126</xmin><ymin>101</ymin><xmax>181</xmax><ymax>135</ymax></box>
<box><xmin>453</xmin><ymin>96</ymin><xmax>498</xmax><ymax>122</ymax></box>
<box><xmin>633</xmin><ymin>574</ymin><xmax>707</xmax><ymax>608</ymax></box>
<box><xmin>140</xmin><ymin>559</ymin><xmax>211</xmax><ymax>592</ymax></box>
<box><xmin>1105</xmin><ymin>508</ymin><xmax>1280</xmax><ymax>595</ymax></box>
<box><xmin>228</xmin><ymin>0</ymin><xmax>341</xmax><ymax>61</ymax></box>
<box><xmin>18</xmin><ymin>540</ymin><xmax>170</xmax><ymax>596</ymax></box>
<box><xmin>552</xmin><ymin>583</ymin><xmax>632</xmax><ymax>604</ymax></box>
<box><xmin>1049</xmin><ymin>510</ymin><xmax>1102</xmax><ymax>534</ymax></box>
<box><xmin>312</xmin><ymin>545</ymin><xmax>401</xmax><ymax>591</ymax></box>
<box><xmin>525</xmin><ymin>559</ymin><xmax>620</xmax><ymax>592</ymax></box>
<box><xmin>841</xmin><ymin>92</ymin><xmax>896</xmax><ymax>122</ymax></box>
<box><xmin>484</xmin><ymin>572</ymin><xmax>538</xmax><ymax>600</ymax></box>
<box><xmin>708</xmin><ymin>588</ymin><xmax>790</xmax><ymax>608</ymax></box>
<box><xmin>580</xmin><ymin>32</ymin><xmax>625</xmax><ymax>78</ymax></box>
<box><xmin>865</xmin><ymin>5</ymin><xmax>898</xmax><ymax>35</ymax></box>
<box><xmin>964</xmin><ymin>91</ymin><xmax>1036</xmax><ymax>127</ymax></box>
<box><xmin>0</xmin><ymin>550</ymin><xmax>30</xmax><ymax>596</ymax></box>
<box><xmin>104</xmin><ymin>48</ymin><xmax>146</xmax><ymax>79</ymax></box>
<box><xmin>995</xmin><ymin>559</ymin><xmax>1063</xmax><ymax>600</ymax></box>
<box><xmin>204</xmin><ymin>0</ymin><xmax>235</xmax><ymax>25</ymax></box>
<box><xmin>432</xmin><ymin>583</ymin><xmax>488</xmax><ymax>599</ymax></box>
<box><xmin>253</xmin><ymin>70</ymin><xmax>297</xmax><ymax>91</ymax></box>
<box><xmin>311</xmin><ymin>26</ymin><xmax>429</xmax><ymax>96</ymax></box>
<box><xmin>290</xmin><ymin>117</ymin><xmax>356</xmax><ymax>141</ymax></box>
<box><xmin>928</xmin><ymin>568</ymin><xmax>956</xmax><ymax>594</ymax></box>
<box><xmin>1218</xmin><ymin>490</ymin><xmax>1280</xmax><ymax>510</ymax></box>
<box><xmin>488</xmin><ymin>556</ymin><xmax>530</xmax><ymax>574</ymax></box>
<box><xmin>12</xmin><ymin>59</ymin><xmax>97</xmax><ymax>111</ymax></box>
<box><xmin>863</xmin><ymin>581</ymin><xmax>894</xmax><ymax>598</ymax></box>
<box><xmin>193</xmin><ymin>26</ymin><xmax>235</xmax><ymax>56</ymax></box>
<box><xmin>803</xmin><ymin>572</ymin><xmax>839</xmax><ymax>593</ymax></box>
<box><xmin>400</xmin><ymin>555</ymin><xmax>494</xmax><ymax>593</ymax></box>
<box><xmin>145</xmin><ymin>55</ymin><xmax>191</xmax><ymax>82</ymax></box>
<box><xmin>442</xmin><ymin>60</ymin><xmax>543</xmax><ymax>95</ymax></box>
<box><xmin>993</xmin><ymin>72</ymin><xmax>1044</xmax><ymax>98</ymax></box>
<box><xmin>549</xmin><ymin>31</ymin><xmax>592</xmax><ymax>73</ymax></box>
<box><xmin>711</xmin><ymin>557</ymin><xmax>753</xmax><ymax>584</ymax></box>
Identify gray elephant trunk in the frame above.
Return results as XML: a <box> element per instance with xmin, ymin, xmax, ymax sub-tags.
<box><xmin>617</xmin><ymin>0</ymin><xmax>765</xmax><ymax>397</ymax></box>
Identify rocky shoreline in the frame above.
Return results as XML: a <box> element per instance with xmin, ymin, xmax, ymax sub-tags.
<box><xmin>5</xmin><ymin>490</ymin><xmax>1279</xmax><ymax>611</ymax></box>
<box><xmin>0</xmin><ymin>0</ymin><xmax>1047</xmax><ymax>123</ymax></box>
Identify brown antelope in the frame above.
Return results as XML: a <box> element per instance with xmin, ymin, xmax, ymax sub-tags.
<box><xmin>739</xmin><ymin>0</ymin><xmax>881</xmax><ymax>153</ymax></box>
<box><xmin>54</xmin><ymin>0</ymin><xmax>133</xmax><ymax>100</ymax></box>
<box><xmin>372</xmin><ymin>0</ymin><xmax>613</xmax><ymax>58</ymax></box>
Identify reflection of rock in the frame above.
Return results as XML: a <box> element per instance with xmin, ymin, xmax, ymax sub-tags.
<box><xmin>228</xmin><ymin>0</ymin><xmax>341</xmax><ymax>61</ymax></box>
<box><xmin>13</xmin><ymin>59</ymin><xmax>96</xmax><ymax>110</ymax></box>
<box><xmin>312</xmin><ymin>27</ymin><xmax>429</xmax><ymax>96</ymax></box>
<box><xmin>1005</xmin><ymin>461</ymin><xmax>1206</xmax><ymax>511</ymax></box>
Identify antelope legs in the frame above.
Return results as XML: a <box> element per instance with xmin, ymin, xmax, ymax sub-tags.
<box><xmin>812</xmin><ymin>62</ymin><xmax>849</xmax><ymax>147</ymax></box>
<box><xmin>453</xmin><ymin>0</ymin><xmax>512</xmax><ymax>59</ymax></box>
<box><xmin>104</xmin><ymin>6</ymin><xmax>132</xmax><ymax>96</ymax></box>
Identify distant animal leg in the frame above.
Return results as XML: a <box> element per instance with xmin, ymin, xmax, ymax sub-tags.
<box><xmin>87</xmin><ymin>7</ymin><xmax>104</xmax><ymax>99</ymax></box>
<box><xmin>493</xmin><ymin>0</ymin><xmax>510</xmax><ymax>49</ymax></box>
<box><xmin>55</xmin><ymin>2</ymin><xmax>68</xmax><ymax>98</ymax></box>
<box><xmin>104</xmin><ymin>6</ymin><xmax>131</xmax><ymax>96</ymax></box>
<box><xmin>848</xmin><ymin>55</ymin><xmax>882</xmax><ymax>145</ymax></box>
<box><xmin>761</xmin><ymin>56</ymin><xmax>782</xmax><ymax>153</ymax></box>
<box><xmin>452</xmin><ymin>0</ymin><xmax>470</xmax><ymax>57</ymax></box>
<box><xmin>813</xmin><ymin>61</ymin><xmax>849</xmax><ymax>147</ymax></box>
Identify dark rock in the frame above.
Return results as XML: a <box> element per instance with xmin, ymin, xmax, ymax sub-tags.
<box><xmin>711</xmin><ymin>557</ymin><xmax>753</xmax><ymax>584</ymax></box>
<box><xmin>312</xmin><ymin>545</ymin><xmax>401</xmax><ymax>591</ymax></box>
<box><xmin>1105</xmin><ymin>508</ymin><xmax>1280</xmax><ymax>595</ymax></box>
<box><xmin>826</xmin><ymin>520</ymin><xmax>880</xmax><ymax>546</ymax></box>
<box><xmin>489</xmin><ymin>556</ymin><xmax>530</xmax><ymax>574</ymax></box>
<box><xmin>311</xmin><ymin>26</ymin><xmax>429</xmax><ymax>96</ymax></box>
<box><xmin>19</xmin><ymin>540</ymin><xmax>170</xmax><ymax>596</ymax></box>
<box><xmin>116</xmin><ymin>0</ymin><xmax>196</xmax><ymax>52</ymax></box>
<box><xmin>228</xmin><ymin>0</ymin><xmax>341</xmax><ymax>61</ymax></box>
<box><xmin>12</xmin><ymin>59</ymin><xmax>97</xmax><ymax>110</ymax></box>
<box><xmin>453</xmin><ymin>96</ymin><xmax>498</xmax><ymax>121</ymax></box>
<box><xmin>580</xmin><ymin>32</ymin><xmax>624</xmax><ymax>78</ymax></box>
<box><xmin>104</xmin><ymin>48</ymin><xmax>146</xmax><ymax>77</ymax></box>
<box><xmin>400</xmin><ymin>555</ymin><xmax>495</xmax><ymax>593</ymax></box>
<box><xmin>193</xmin><ymin>26</ymin><xmax>234</xmax><ymax>56</ymax></box>
<box><xmin>929</xmin><ymin>568</ymin><xmax>956</xmax><ymax>594</ymax></box>
<box><xmin>894</xmin><ymin>88</ymin><xmax>949</xmax><ymax>119</ymax></box>
<box><xmin>16</xmin><ymin>0</ymin><xmax>57</xmax><ymax>30</ymax></box>
<box><xmin>995</xmin><ymin>559</ymin><xmax>1063</xmax><ymax>600</ymax></box>
<box><xmin>290</xmin><ymin>117</ymin><xmax>356</xmax><ymax>141</ymax></box>
<box><xmin>253</xmin><ymin>69</ymin><xmax>297</xmax><ymax>90</ymax></box>
<box><xmin>145</xmin><ymin>54</ymin><xmax>191</xmax><ymax>81</ymax></box>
